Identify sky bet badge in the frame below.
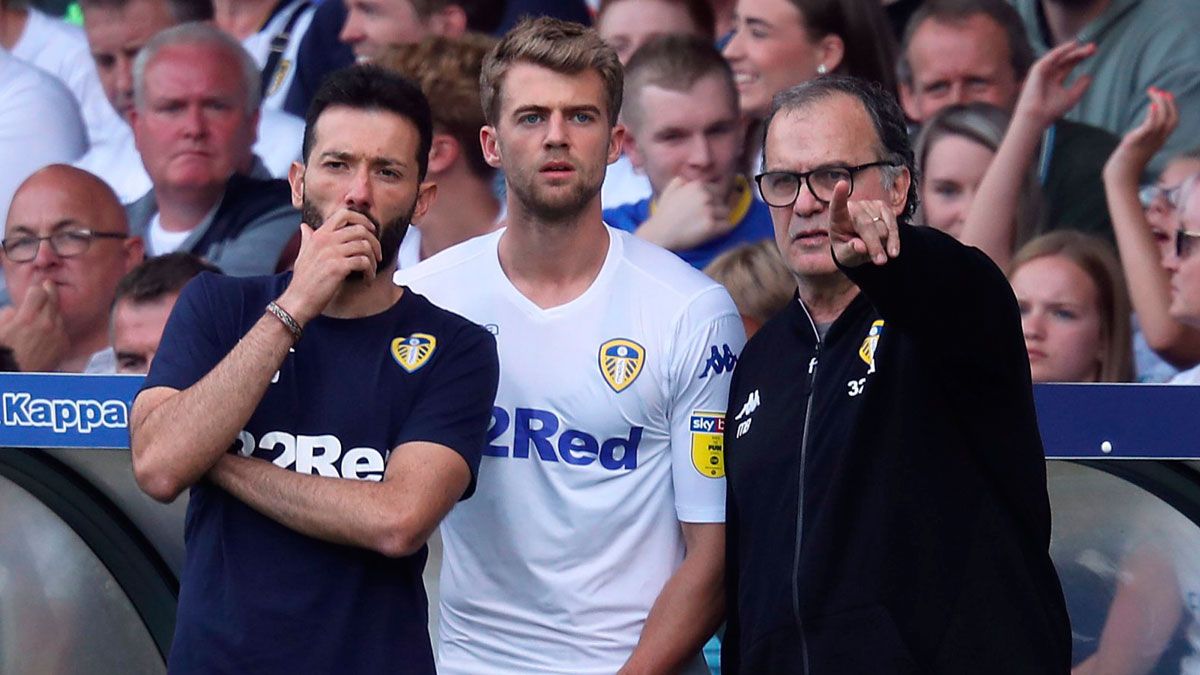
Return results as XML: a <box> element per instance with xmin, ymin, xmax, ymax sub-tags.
<box><xmin>858</xmin><ymin>320</ymin><xmax>885</xmax><ymax>375</ymax></box>
<box><xmin>690</xmin><ymin>411</ymin><xmax>725</xmax><ymax>478</ymax></box>
<box><xmin>599</xmin><ymin>338</ymin><xmax>645</xmax><ymax>393</ymax></box>
<box><xmin>392</xmin><ymin>334</ymin><xmax>437</xmax><ymax>373</ymax></box>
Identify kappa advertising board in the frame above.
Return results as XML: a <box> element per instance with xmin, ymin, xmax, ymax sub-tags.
<box><xmin>3</xmin><ymin>374</ymin><xmax>1200</xmax><ymax>458</ymax></box>
<box><xmin>0</xmin><ymin>373</ymin><xmax>143</xmax><ymax>449</ymax></box>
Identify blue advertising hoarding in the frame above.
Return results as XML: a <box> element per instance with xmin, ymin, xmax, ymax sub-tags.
<box><xmin>0</xmin><ymin>373</ymin><xmax>143</xmax><ymax>449</ymax></box>
<box><xmin>1033</xmin><ymin>383</ymin><xmax>1200</xmax><ymax>459</ymax></box>
<box><xmin>0</xmin><ymin>376</ymin><xmax>1198</xmax><ymax>459</ymax></box>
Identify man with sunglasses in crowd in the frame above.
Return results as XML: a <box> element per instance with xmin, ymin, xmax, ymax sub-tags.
<box><xmin>0</xmin><ymin>164</ymin><xmax>143</xmax><ymax>372</ymax></box>
<box><xmin>721</xmin><ymin>76</ymin><xmax>1070</xmax><ymax>673</ymax></box>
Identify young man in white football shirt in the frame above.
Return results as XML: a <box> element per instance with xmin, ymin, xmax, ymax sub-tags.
<box><xmin>395</xmin><ymin>16</ymin><xmax>743</xmax><ymax>675</ymax></box>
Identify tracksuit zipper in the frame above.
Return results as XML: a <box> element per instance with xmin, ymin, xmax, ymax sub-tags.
<box><xmin>793</xmin><ymin>303</ymin><xmax>821</xmax><ymax>675</ymax></box>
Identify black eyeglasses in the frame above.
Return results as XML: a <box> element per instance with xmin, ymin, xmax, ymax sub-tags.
<box><xmin>1</xmin><ymin>229</ymin><xmax>128</xmax><ymax>263</ymax></box>
<box><xmin>755</xmin><ymin>161</ymin><xmax>899</xmax><ymax>208</ymax></box>
<box><xmin>1175</xmin><ymin>228</ymin><xmax>1200</xmax><ymax>260</ymax></box>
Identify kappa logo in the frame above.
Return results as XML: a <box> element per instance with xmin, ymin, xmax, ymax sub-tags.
<box><xmin>392</xmin><ymin>333</ymin><xmax>437</xmax><ymax>372</ymax></box>
<box><xmin>735</xmin><ymin>390</ymin><xmax>760</xmax><ymax>420</ymax></box>
<box><xmin>699</xmin><ymin>344</ymin><xmax>738</xmax><ymax>379</ymax></box>
<box><xmin>599</xmin><ymin>338</ymin><xmax>645</xmax><ymax>393</ymax></box>
<box><xmin>858</xmin><ymin>320</ymin><xmax>885</xmax><ymax>375</ymax></box>
<box><xmin>734</xmin><ymin>389</ymin><xmax>760</xmax><ymax>438</ymax></box>
<box><xmin>2</xmin><ymin>392</ymin><xmax>127</xmax><ymax>434</ymax></box>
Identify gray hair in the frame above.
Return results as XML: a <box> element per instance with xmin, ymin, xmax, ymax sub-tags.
<box><xmin>133</xmin><ymin>22</ymin><xmax>261</xmax><ymax>114</ymax></box>
<box><xmin>763</xmin><ymin>76</ymin><xmax>920</xmax><ymax>224</ymax></box>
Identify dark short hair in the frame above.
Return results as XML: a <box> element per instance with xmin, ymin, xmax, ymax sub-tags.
<box><xmin>897</xmin><ymin>0</ymin><xmax>1035</xmax><ymax>88</ymax></box>
<box><xmin>113</xmin><ymin>252</ymin><xmax>221</xmax><ymax>307</ymax></box>
<box><xmin>481</xmin><ymin>17</ymin><xmax>623</xmax><ymax>128</ymax></box>
<box><xmin>79</xmin><ymin>0</ymin><xmax>214</xmax><ymax>23</ymax></box>
<box><xmin>596</xmin><ymin>0</ymin><xmax>716</xmax><ymax>41</ymax></box>
<box><xmin>622</xmin><ymin>34</ymin><xmax>736</xmax><ymax>131</ymax></box>
<box><xmin>763</xmin><ymin>76</ymin><xmax>920</xmax><ymax>224</ymax></box>
<box><xmin>303</xmin><ymin>65</ymin><xmax>434</xmax><ymax>181</ymax></box>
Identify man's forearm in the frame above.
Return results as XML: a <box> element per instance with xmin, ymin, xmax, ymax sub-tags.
<box><xmin>208</xmin><ymin>440</ymin><xmax>471</xmax><ymax>558</ymax></box>
<box><xmin>208</xmin><ymin>454</ymin><xmax>406</xmax><ymax>555</ymax></box>
<box><xmin>131</xmin><ymin>312</ymin><xmax>295</xmax><ymax>501</ymax></box>
<box><xmin>620</xmin><ymin>524</ymin><xmax>725</xmax><ymax>675</ymax></box>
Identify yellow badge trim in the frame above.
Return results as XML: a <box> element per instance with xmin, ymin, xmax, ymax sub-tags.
<box><xmin>689</xmin><ymin>410</ymin><xmax>726</xmax><ymax>478</ymax></box>
<box><xmin>599</xmin><ymin>338</ymin><xmax>645</xmax><ymax>393</ymax></box>
<box><xmin>649</xmin><ymin>175</ymin><xmax>754</xmax><ymax>226</ymax></box>
<box><xmin>858</xmin><ymin>320</ymin><xmax>885</xmax><ymax>370</ymax></box>
<box><xmin>268</xmin><ymin>59</ymin><xmax>292</xmax><ymax>96</ymax></box>
<box><xmin>392</xmin><ymin>333</ymin><xmax>437</xmax><ymax>373</ymax></box>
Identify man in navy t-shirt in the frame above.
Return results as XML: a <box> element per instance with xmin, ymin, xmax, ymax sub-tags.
<box><xmin>130</xmin><ymin>65</ymin><xmax>499</xmax><ymax>674</ymax></box>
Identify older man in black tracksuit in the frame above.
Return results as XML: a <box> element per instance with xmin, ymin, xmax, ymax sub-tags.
<box><xmin>721</xmin><ymin>76</ymin><xmax>1071</xmax><ymax>674</ymax></box>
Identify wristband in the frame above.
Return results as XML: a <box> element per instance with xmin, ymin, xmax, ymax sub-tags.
<box><xmin>265</xmin><ymin>301</ymin><xmax>303</xmax><ymax>342</ymax></box>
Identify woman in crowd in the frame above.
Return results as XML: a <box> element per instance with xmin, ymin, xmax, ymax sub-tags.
<box><xmin>722</xmin><ymin>0</ymin><xmax>895</xmax><ymax>174</ymax></box>
<box><xmin>914</xmin><ymin>102</ymin><xmax>1042</xmax><ymax>240</ymax></box>
<box><xmin>1008</xmin><ymin>231</ymin><xmax>1134</xmax><ymax>383</ymax></box>
<box><xmin>1103</xmin><ymin>89</ymin><xmax>1200</xmax><ymax>381</ymax></box>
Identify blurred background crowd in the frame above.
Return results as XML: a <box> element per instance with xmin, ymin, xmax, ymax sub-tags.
<box><xmin>0</xmin><ymin>0</ymin><xmax>1197</xmax><ymax>390</ymax></box>
<box><xmin>1</xmin><ymin>0</ymin><xmax>1200</xmax><ymax>672</ymax></box>
<box><xmin>4</xmin><ymin>0</ymin><xmax>1200</xmax><ymax>392</ymax></box>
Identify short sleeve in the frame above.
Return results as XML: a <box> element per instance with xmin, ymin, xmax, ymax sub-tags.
<box><xmin>393</xmin><ymin>323</ymin><xmax>500</xmax><ymax>499</ymax></box>
<box><xmin>668</xmin><ymin>286</ymin><xmax>746</xmax><ymax>523</ymax></box>
<box><xmin>141</xmin><ymin>273</ymin><xmax>231</xmax><ymax>394</ymax></box>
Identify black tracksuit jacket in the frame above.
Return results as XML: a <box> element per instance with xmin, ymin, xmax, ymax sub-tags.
<box><xmin>722</xmin><ymin>224</ymin><xmax>1071</xmax><ymax>674</ymax></box>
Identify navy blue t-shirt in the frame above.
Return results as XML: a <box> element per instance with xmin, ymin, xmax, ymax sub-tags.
<box><xmin>142</xmin><ymin>272</ymin><xmax>499</xmax><ymax>674</ymax></box>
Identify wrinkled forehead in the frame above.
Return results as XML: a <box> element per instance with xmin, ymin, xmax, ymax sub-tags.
<box><xmin>763</xmin><ymin>95</ymin><xmax>880</xmax><ymax>169</ymax></box>
<box><xmin>909</xmin><ymin>16</ymin><xmax>1011</xmax><ymax>78</ymax></box>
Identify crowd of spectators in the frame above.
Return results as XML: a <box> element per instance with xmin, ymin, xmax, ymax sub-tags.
<box><xmin>10</xmin><ymin>0</ymin><xmax>1191</xmax><ymax>388</ymax></box>
<box><xmin>2</xmin><ymin>0</ymin><xmax>1200</xmax><ymax>666</ymax></box>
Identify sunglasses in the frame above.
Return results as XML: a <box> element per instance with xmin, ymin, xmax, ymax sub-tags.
<box><xmin>1175</xmin><ymin>228</ymin><xmax>1200</xmax><ymax>259</ymax></box>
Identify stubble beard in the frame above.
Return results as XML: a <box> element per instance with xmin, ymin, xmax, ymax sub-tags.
<box><xmin>300</xmin><ymin>196</ymin><xmax>414</xmax><ymax>281</ymax></box>
<box><xmin>508</xmin><ymin>166</ymin><xmax>603</xmax><ymax>226</ymax></box>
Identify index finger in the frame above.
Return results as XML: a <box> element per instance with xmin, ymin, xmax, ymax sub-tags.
<box><xmin>322</xmin><ymin>208</ymin><xmax>378</xmax><ymax>234</ymax></box>
<box><xmin>17</xmin><ymin>283</ymin><xmax>49</xmax><ymax>319</ymax></box>
<box><xmin>828</xmin><ymin>179</ymin><xmax>852</xmax><ymax>234</ymax></box>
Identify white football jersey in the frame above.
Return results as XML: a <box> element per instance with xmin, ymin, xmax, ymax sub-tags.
<box><xmin>395</xmin><ymin>227</ymin><xmax>744</xmax><ymax>675</ymax></box>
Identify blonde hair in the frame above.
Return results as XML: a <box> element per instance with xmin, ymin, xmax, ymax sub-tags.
<box><xmin>704</xmin><ymin>240</ymin><xmax>796</xmax><ymax>325</ymax></box>
<box><xmin>914</xmin><ymin>102</ymin><xmax>1045</xmax><ymax>246</ymax></box>
<box><xmin>1009</xmin><ymin>231</ymin><xmax>1134</xmax><ymax>383</ymax></box>
<box><xmin>481</xmin><ymin>17</ymin><xmax>624</xmax><ymax>127</ymax></box>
